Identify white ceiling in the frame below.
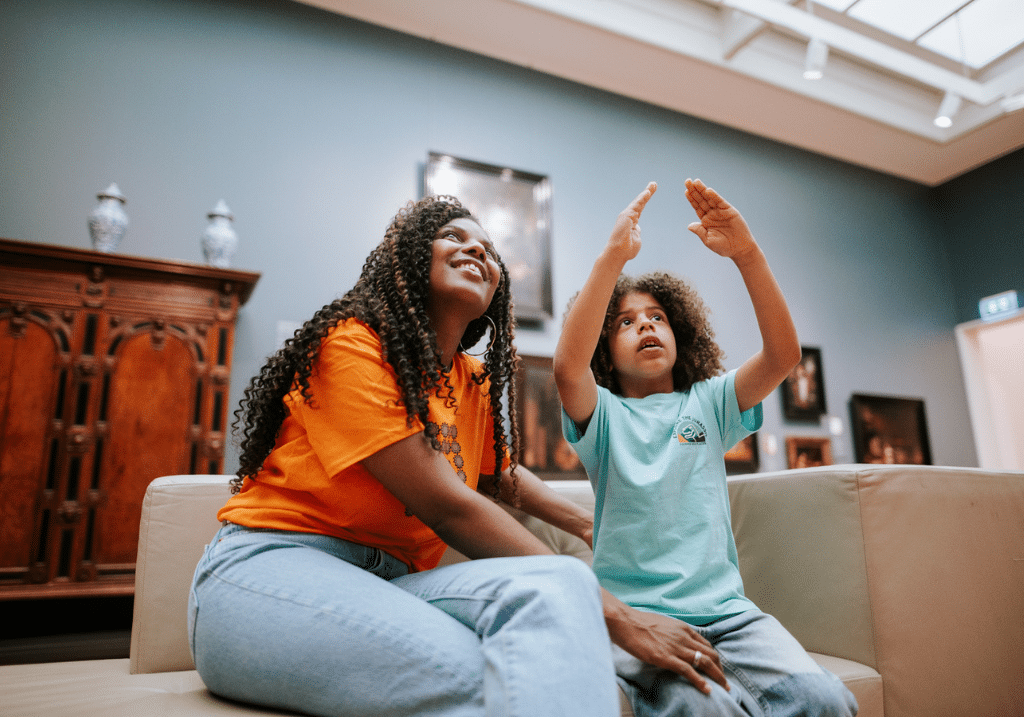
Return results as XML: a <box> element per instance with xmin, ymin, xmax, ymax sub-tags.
<box><xmin>295</xmin><ymin>0</ymin><xmax>1024</xmax><ymax>186</ymax></box>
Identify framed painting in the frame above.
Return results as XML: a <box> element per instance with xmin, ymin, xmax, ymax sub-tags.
<box><xmin>781</xmin><ymin>346</ymin><xmax>827</xmax><ymax>421</ymax></box>
<box><xmin>424</xmin><ymin>152</ymin><xmax>553</xmax><ymax>321</ymax></box>
<box><xmin>514</xmin><ymin>355</ymin><xmax>586</xmax><ymax>480</ymax></box>
<box><xmin>850</xmin><ymin>393</ymin><xmax>932</xmax><ymax>465</ymax></box>
<box><xmin>785</xmin><ymin>436</ymin><xmax>833</xmax><ymax>469</ymax></box>
<box><xmin>724</xmin><ymin>434</ymin><xmax>759</xmax><ymax>476</ymax></box>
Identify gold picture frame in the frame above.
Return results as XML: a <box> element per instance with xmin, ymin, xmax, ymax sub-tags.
<box><xmin>785</xmin><ymin>436</ymin><xmax>833</xmax><ymax>469</ymax></box>
<box><xmin>850</xmin><ymin>393</ymin><xmax>932</xmax><ymax>465</ymax></box>
<box><xmin>724</xmin><ymin>434</ymin><xmax>759</xmax><ymax>475</ymax></box>
<box><xmin>514</xmin><ymin>355</ymin><xmax>586</xmax><ymax>479</ymax></box>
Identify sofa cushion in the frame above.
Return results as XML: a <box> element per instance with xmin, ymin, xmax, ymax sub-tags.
<box><xmin>0</xmin><ymin>659</ymin><xmax>295</xmax><ymax>716</ymax></box>
<box><xmin>811</xmin><ymin>652</ymin><xmax>883</xmax><ymax>717</ymax></box>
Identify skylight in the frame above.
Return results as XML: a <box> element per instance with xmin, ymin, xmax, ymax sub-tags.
<box><xmin>812</xmin><ymin>0</ymin><xmax>1024</xmax><ymax>70</ymax></box>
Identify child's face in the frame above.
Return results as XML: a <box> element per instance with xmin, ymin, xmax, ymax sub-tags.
<box><xmin>608</xmin><ymin>291</ymin><xmax>677</xmax><ymax>398</ymax></box>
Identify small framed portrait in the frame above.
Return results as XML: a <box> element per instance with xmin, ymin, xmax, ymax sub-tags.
<box><xmin>514</xmin><ymin>355</ymin><xmax>586</xmax><ymax>480</ymax></box>
<box><xmin>724</xmin><ymin>434</ymin><xmax>760</xmax><ymax>476</ymax></box>
<box><xmin>424</xmin><ymin>152</ymin><xmax>553</xmax><ymax>322</ymax></box>
<box><xmin>781</xmin><ymin>346</ymin><xmax>827</xmax><ymax>421</ymax></box>
<box><xmin>785</xmin><ymin>436</ymin><xmax>833</xmax><ymax>469</ymax></box>
<box><xmin>850</xmin><ymin>394</ymin><xmax>932</xmax><ymax>465</ymax></box>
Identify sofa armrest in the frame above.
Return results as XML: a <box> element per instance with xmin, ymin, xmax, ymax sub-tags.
<box><xmin>130</xmin><ymin>475</ymin><xmax>232</xmax><ymax>675</ymax></box>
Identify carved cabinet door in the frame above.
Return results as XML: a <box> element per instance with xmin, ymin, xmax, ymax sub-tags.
<box><xmin>0</xmin><ymin>238</ymin><xmax>259</xmax><ymax>598</ymax></box>
<box><xmin>0</xmin><ymin>317</ymin><xmax>63</xmax><ymax>586</ymax></box>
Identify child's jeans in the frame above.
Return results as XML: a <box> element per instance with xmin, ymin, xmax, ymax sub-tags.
<box><xmin>188</xmin><ymin>522</ymin><xmax>619</xmax><ymax>717</ymax></box>
<box><xmin>614</xmin><ymin>609</ymin><xmax>858</xmax><ymax>717</ymax></box>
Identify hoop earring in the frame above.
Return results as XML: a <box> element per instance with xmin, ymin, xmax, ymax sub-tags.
<box><xmin>459</xmin><ymin>314</ymin><xmax>497</xmax><ymax>357</ymax></box>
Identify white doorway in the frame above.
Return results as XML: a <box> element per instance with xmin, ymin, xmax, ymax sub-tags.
<box><xmin>955</xmin><ymin>311</ymin><xmax>1024</xmax><ymax>470</ymax></box>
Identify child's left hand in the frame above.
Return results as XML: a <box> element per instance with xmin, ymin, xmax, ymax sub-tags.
<box><xmin>605</xmin><ymin>181</ymin><xmax>657</xmax><ymax>263</ymax></box>
<box><xmin>685</xmin><ymin>178</ymin><xmax>758</xmax><ymax>261</ymax></box>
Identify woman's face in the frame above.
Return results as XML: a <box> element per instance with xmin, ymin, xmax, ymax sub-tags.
<box><xmin>427</xmin><ymin>217</ymin><xmax>502</xmax><ymax>319</ymax></box>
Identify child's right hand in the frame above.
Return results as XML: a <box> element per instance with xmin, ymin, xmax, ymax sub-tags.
<box><xmin>605</xmin><ymin>181</ymin><xmax>657</xmax><ymax>263</ymax></box>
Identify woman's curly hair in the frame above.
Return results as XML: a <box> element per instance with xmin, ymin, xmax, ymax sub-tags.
<box><xmin>231</xmin><ymin>195</ymin><xmax>521</xmax><ymax>500</ymax></box>
<box><xmin>590</xmin><ymin>272</ymin><xmax>725</xmax><ymax>395</ymax></box>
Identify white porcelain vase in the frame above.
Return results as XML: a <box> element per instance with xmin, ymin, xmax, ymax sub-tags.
<box><xmin>201</xmin><ymin>199</ymin><xmax>238</xmax><ymax>268</ymax></box>
<box><xmin>87</xmin><ymin>183</ymin><xmax>128</xmax><ymax>253</ymax></box>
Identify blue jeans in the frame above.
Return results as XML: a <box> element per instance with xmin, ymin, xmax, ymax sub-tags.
<box><xmin>188</xmin><ymin>522</ymin><xmax>619</xmax><ymax>717</ymax></box>
<box><xmin>614</xmin><ymin>610</ymin><xmax>858</xmax><ymax>717</ymax></box>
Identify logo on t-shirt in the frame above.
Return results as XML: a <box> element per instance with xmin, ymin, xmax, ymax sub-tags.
<box><xmin>676</xmin><ymin>418</ymin><xmax>707</xmax><ymax>444</ymax></box>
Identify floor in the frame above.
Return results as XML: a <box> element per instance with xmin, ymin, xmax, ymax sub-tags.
<box><xmin>0</xmin><ymin>596</ymin><xmax>133</xmax><ymax>665</ymax></box>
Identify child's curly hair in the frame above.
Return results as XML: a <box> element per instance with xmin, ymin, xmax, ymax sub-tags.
<box><xmin>231</xmin><ymin>195</ymin><xmax>521</xmax><ymax>500</ymax></box>
<box><xmin>590</xmin><ymin>272</ymin><xmax>725</xmax><ymax>395</ymax></box>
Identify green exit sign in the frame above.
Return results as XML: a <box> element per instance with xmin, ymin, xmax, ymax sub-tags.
<box><xmin>978</xmin><ymin>290</ymin><xmax>1019</xmax><ymax>321</ymax></box>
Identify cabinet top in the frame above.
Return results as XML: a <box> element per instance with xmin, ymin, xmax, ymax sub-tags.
<box><xmin>1</xmin><ymin>237</ymin><xmax>261</xmax><ymax>305</ymax></box>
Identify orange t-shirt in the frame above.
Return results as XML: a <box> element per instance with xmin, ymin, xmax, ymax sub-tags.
<box><xmin>218</xmin><ymin>318</ymin><xmax>506</xmax><ymax>572</ymax></box>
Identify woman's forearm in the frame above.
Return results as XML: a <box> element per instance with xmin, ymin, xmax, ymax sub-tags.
<box><xmin>480</xmin><ymin>467</ymin><xmax>594</xmax><ymax>546</ymax></box>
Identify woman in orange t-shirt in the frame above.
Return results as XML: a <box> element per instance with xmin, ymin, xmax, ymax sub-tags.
<box><xmin>187</xmin><ymin>195</ymin><xmax>624</xmax><ymax>717</ymax></box>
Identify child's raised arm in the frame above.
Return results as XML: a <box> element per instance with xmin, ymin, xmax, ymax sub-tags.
<box><xmin>684</xmin><ymin>178</ymin><xmax>801</xmax><ymax>412</ymax></box>
<box><xmin>553</xmin><ymin>182</ymin><xmax>656</xmax><ymax>428</ymax></box>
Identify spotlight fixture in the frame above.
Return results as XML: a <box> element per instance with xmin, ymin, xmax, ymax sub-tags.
<box><xmin>933</xmin><ymin>91</ymin><xmax>961</xmax><ymax>128</ymax></box>
<box><xmin>803</xmin><ymin>38</ymin><xmax>828</xmax><ymax>80</ymax></box>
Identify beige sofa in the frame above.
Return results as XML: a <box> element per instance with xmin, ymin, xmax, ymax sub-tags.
<box><xmin>2</xmin><ymin>464</ymin><xmax>1022</xmax><ymax>717</ymax></box>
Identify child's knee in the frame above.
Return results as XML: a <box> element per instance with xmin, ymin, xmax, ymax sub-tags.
<box><xmin>766</xmin><ymin>670</ymin><xmax>858</xmax><ymax>717</ymax></box>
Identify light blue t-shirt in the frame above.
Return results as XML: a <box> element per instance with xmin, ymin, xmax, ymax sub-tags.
<box><xmin>562</xmin><ymin>370</ymin><xmax>762</xmax><ymax>625</ymax></box>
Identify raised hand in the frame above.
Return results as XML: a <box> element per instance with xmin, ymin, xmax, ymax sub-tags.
<box><xmin>606</xmin><ymin>181</ymin><xmax>657</xmax><ymax>263</ymax></box>
<box><xmin>685</xmin><ymin>178</ymin><xmax>757</xmax><ymax>261</ymax></box>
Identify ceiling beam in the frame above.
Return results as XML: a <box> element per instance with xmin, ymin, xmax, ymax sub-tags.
<box><xmin>720</xmin><ymin>0</ymin><xmax>1018</xmax><ymax>105</ymax></box>
<box><xmin>291</xmin><ymin>0</ymin><xmax>1024</xmax><ymax>184</ymax></box>
<box><xmin>721</xmin><ymin>9</ymin><xmax>767</xmax><ymax>60</ymax></box>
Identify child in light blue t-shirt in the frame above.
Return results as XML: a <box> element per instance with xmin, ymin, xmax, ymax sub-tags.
<box><xmin>554</xmin><ymin>180</ymin><xmax>857</xmax><ymax>717</ymax></box>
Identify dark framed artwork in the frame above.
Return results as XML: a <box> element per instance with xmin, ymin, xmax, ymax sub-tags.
<box><xmin>781</xmin><ymin>346</ymin><xmax>827</xmax><ymax>421</ymax></box>
<box><xmin>514</xmin><ymin>355</ymin><xmax>586</xmax><ymax>480</ymax></box>
<box><xmin>850</xmin><ymin>393</ymin><xmax>933</xmax><ymax>465</ymax></box>
<box><xmin>724</xmin><ymin>434</ymin><xmax>759</xmax><ymax>476</ymax></box>
<box><xmin>424</xmin><ymin>152</ymin><xmax>553</xmax><ymax>321</ymax></box>
<box><xmin>785</xmin><ymin>436</ymin><xmax>833</xmax><ymax>469</ymax></box>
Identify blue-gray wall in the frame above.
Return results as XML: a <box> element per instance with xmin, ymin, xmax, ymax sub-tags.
<box><xmin>932</xmin><ymin>149</ymin><xmax>1024</xmax><ymax>325</ymax></box>
<box><xmin>6</xmin><ymin>0</ymin><xmax>1015</xmax><ymax>471</ymax></box>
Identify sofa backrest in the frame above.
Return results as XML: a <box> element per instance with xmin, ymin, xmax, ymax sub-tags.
<box><xmin>130</xmin><ymin>474</ymin><xmax>231</xmax><ymax>674</ymax></box>
<box><xmin>132</xmin><ymin>467</ymin><xmax>1024</xmax><ymax>717</ymax></box>
<box><xmin>728</xmin><ymin>466</ymin><xmax>877</xmax><ymax>669</ymax></box>
<box><xmin>730</xmin><ymin>464</ymin><xmax>1024</xmax><ymax>717</ymax></box>
<box><xmin>850</xmin><ymin>464</ymin><xmax>1024</xmax><ymax>717</ymax></box>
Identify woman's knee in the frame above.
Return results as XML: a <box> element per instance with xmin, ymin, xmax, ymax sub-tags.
<box><xmin>528</xmin><ymin>554</ymin><xmax>598</xmax><ymax>584</ymax></box>
<box><xmin>478</xmin><ymin>555</ymin><xmax>604</xmax><ymax>631</ymax></box>
<box><xmin>511</xmin><ymin>555</ymin><xmax>602</xmax><ymax>604</ymax></box>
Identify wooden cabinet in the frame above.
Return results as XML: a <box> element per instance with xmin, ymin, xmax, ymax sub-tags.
<box><xmin>0</xmin><ymin>238</ymin><xmax>259</xmax><ymax>599</ymax></box>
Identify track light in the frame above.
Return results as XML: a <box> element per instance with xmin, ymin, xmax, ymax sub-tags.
<box><xmin>933</xmin><ymin>92</ymin><xmax>961</xmax><ymax>128</ymax></box>
<box><xmin>803</xmin><ymin>38</ymin><xmax>828</xmax><ymax>80</ymax></box>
